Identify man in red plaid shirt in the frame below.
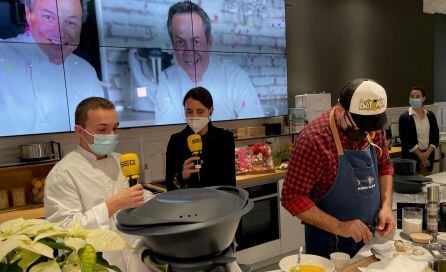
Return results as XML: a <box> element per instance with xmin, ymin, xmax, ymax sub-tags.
<box><xmin>282</xmin><ymin>79</ymin><xmax>395</xmax><ymax>258</ymax></box>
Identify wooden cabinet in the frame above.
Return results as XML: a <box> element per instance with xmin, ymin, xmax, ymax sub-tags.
<box><xmin>0</xmin><ymin>160</ymin><xmax>57</xmax><ymax>223</ymax></box>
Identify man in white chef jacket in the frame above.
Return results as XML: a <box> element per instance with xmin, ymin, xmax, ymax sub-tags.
<box><xmin>45</xmin><ymin>97</ymin><xmax>152</xmax><ymax>271</ymax></box>
<box><xmin>0</xmin><ymin>0</ymin><xmax>103</xmax><ymax>136</ymax></box>
<box><xmin>155</xmin><ymin>1</ymin><xmax>264</xmax><ymax>125</ymax></box>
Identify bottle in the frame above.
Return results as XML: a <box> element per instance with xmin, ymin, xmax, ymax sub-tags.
<box><xmin>426</xmin><ymin>186</ymin><xmax>440</xmax><ymax>235</ymax></box>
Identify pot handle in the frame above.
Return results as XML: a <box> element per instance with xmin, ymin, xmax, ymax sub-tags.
<box><xmin>50</xmin><ymin>141</ymin><xmax>62</xmax><ymax>159</ymax></box>
<box><xmin>212</xmin><ymin>186</ymin><xmax>250</xmax><ymax>208</ymax></box>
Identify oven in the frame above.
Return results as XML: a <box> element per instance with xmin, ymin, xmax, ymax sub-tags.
<box><xmin>235</xmin><ymin>180</ymin><xmax>280</xmax><ymax>251</ymax></box>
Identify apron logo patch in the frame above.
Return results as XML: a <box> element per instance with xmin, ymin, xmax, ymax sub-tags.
<box><xmin>357</xmin><ymin>176</ymin><xmax>376</xmax><ymax>191</ymax></box>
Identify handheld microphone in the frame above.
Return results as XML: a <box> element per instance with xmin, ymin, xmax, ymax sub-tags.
<box><xmin>187</xmin><ymin>134</ymin><xmax>202</xmax><ymax>169</ymax></box>
<box><xmin>120</xmin><ymin>153</ymin><xmax>140</xmax><ymax>187</ymax></box>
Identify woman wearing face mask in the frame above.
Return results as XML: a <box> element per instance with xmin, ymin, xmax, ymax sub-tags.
<box><xmin>165</xmin><ymin>87</ymin><xmax>236</xmax><ymax>190</ymax></box>
<box><xmin>399</xmin><ymin>86</ymin><xmax>439</xmax><ymax>173</ymax></box>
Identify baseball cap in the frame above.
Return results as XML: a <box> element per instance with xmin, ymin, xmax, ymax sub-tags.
<box><xmin>339</xmin><ymin>79</ymin><xmax>388</xmax><ymax>132</ymax></box>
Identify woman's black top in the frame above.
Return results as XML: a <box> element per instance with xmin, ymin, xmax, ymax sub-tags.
<box><xmin>165</xmin><ymin>122</ymin><xmax>236</xmax><ymax>190</ymax></box>
<box><xmin>398</xmin><ymin>109</ymin><xmax>439</xmax><ymax>171</ymax></box>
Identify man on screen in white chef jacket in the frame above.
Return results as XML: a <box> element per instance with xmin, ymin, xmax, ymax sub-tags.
<box><xmin>0</xmin><ymin>0</ymin><xmax>103</xmax><ymax>136</ymax></box>
<box><xmin>45</xmin><ymin>97</ymin><xmax>153</xmax><ymax>272</ymax></box>
<box><xmin>155</xmin><ymin>1</ymin><xmax>264</xmax><ymax>125</ymax></box>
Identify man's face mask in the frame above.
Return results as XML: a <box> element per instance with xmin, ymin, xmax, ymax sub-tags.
<box><xmin>409</xmin><ymin>98</ymin><xmax>422</xmax><ymax>109</ymax></box>
<box><xmin>344</xmin><ymin>112</ymin><xmax>367</xmax><ymax>141</ymax></box>
<box><xmin>82</xmin><ymin>128</ymin><xmax>119</xmax><ymax>155</ymax></box>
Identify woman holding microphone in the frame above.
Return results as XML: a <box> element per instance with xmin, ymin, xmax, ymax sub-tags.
<box><xmin>165</xmin><ymin>87</ymin><xmax>236</xmax><ymax>190</ymax></box>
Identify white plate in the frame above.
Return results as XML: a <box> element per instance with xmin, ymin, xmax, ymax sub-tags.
<box><xmin>279</xmin><ymin>254</ymin><xmax>335</xmax><ymax>272</ymax></box>
<box><xmin>370</xmin><ymin>241</ymin><xmax>432</xmax><ymax>262</ymax></box>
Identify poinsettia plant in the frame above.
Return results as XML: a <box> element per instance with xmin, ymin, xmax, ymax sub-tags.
<box><xmin>0</xmin><ymin>218</ymin><xmax>129</xmax><ymax>272</ymax></box>
<box><xmin>249</xmin><ymin>143</ymin><xmax>271</xmax><ymax>159</ymax></box>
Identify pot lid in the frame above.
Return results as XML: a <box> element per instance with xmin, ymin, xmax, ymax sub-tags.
<box><xmin>393</xmin><ymin>174</ymin><xmax>432</xmax><ymax>183</ymax></box>
<box><xmin>117</xmin><ymin>186</ymin><xmax>248</xmax><ymax>228</ymax></box>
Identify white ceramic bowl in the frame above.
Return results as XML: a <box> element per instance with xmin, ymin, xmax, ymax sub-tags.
<box><xmin>279</xmin><ymin>254</ymin><xmax>335</xmax><ymax>272</ymax></box>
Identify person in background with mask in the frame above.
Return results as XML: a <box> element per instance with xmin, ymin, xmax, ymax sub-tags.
<box><xmin>165</xmin><ymin>87</ymin><xmax>236</xmax><ymax>190</ymax></box>
<box><xmin>281</xmin><ymin>79</ymin><xmax>395</xmax><ymax>258</ymax></box>
<box><xmin>399</xmin><ymin>86</ymin><xmax>439</xmax><ymax>174</ymax></box>
<box><xmin>44</xmin><ymin>97</ymin><xmax>152</xmax><ymax>272</ymax></box>
<box><xmin>0</xmin><ymin>0</ymin><xmax>103</xmax><ymax>136</ymax></box>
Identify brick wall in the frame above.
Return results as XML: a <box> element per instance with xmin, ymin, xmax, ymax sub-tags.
<box><xmin>98</xmin><ymin>0</ymin><xmax>287</xmax><ymax>114</ymax></box>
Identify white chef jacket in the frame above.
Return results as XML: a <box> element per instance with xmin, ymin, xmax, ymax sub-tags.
<box><xmin>155</xmin><ymin>56</ymin><xmax>264</xmax><ymax>125</ymax></box>
<box><xmin>44</xmin><ymin>145</ymin><xmax>153</xmax><ymax>272</ymax></box>
<box><xmin>0</xmin><ymin>34</ymin><xmax>103</xmax><ymax>136</ymax></box>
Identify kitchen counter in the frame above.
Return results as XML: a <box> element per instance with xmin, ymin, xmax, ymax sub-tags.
<box><xmin>236</xmin><ymin>169</ymin><xmax>287</xmax><ymax>187</ymax></box>
<box><xmin>392</xmin><ymin>171</ymin><xmax>446</xmax><ymax>210</ymax></box>
<box><xmin>144</xmin><ymin>169</ymin><xmax>288</xmax><ymax>193</ymax></box>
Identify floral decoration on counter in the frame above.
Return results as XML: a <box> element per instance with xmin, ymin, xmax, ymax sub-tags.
<box><xmin>235</xmin><ymin>143</ymin><xmax>275</xmax><ymax>175</ymax></box>
<box><xmin>0</xmin><ymin>218</ymin><xmax>128</xmax><ymax>272</ymax></box>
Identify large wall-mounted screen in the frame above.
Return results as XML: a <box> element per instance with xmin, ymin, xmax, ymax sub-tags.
<box><xmin>0</xmin><ymin>0</ymin><xmax>287</xmax><ymax>137</ymax></box>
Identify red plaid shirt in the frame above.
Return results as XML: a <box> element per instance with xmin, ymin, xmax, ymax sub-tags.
<box><xmin>281</xmin><ymin>109</ymin><xmax>394</xmax><ymax>217</ymax></box>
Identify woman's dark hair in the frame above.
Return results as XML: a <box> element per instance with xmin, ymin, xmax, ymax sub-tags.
<box><xmin>410</xmin><ymin>85</ymin><xmax>426</xmax><ymax>97</ymax></box>
<box><xmin>183</xmin><ymin>87</ymin><xmax>213</xmax><ymax>109</ymax></box>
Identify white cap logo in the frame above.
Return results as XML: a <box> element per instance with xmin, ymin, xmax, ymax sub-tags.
<box><xmin>349</xmin><ymin>81</ymin><xmax>387</xmax><ymax>116</ymax></box>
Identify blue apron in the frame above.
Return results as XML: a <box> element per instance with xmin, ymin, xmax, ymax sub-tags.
<box><xmin>305</xmin><ymin>109</ymin><xmax>381</xmax><ymax>258</ymax></box>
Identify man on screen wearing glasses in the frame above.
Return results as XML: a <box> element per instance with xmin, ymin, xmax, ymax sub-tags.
<box><xmin>155</xmin><ymin>1</ymin><xmax>264</xmax><ymax>125</ymax></box>
<box><xmin>0</xmin><ymin>0</ymin><xmax>103</xmax><ymax>136</ymax></box>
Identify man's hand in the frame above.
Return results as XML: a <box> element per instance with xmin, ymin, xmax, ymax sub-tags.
<box><xmin>182</xmin><ymin>156</ymin><xmax>202</xmax><ymax>180</ymax></box>
<box><xmin>336</xmin><ymin>219</ymin><xmax>373</xmax><ymax>244</ymax></box>
<box><xmin>376</xmin><ymin>206</ymin><xmax>396</xmax><ymax>237</ymax></box>
<box><xmin>106</xmin><ymin>184</ymin><xmax>145</xmax><ymax>216</ymax></box>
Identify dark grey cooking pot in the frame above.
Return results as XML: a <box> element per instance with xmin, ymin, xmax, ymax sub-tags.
<box><xmin>393</xmin><ymin>174</ymin><xmax>432</xmax><ymax>194</ymax></box>
<box><xmin>116</xmin><ymin>186</ymin><xmax>253</xmax><ymax>259</ymax></box>
<box><xmin>392</xmin><ymin>158</ymin><xmax>417</xmax><ymax>175</ymax></box>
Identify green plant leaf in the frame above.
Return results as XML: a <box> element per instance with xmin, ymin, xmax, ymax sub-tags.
<box><xmin>22</xmin><ymin>219</ymin><xmax>49</xmax><ymax>227</ymax></box>
<box><xmin>64</xmin><ymin>238</ymin><xmax>86</xmax><ymax>252</ymax></box>
<box><xmin>85</xmin><ymin>229</ymin><xmax>128</xmax><ymax>252</ymax></box>
<box><xmin>66</xmin><ymin>222</ymin><xmax>87</xmax><ymax>238</ymax></box>
<box><xmin>33</xmin><ymin>231</ymin><xmax>67</xmax><ymax>244</ymax></box>
<box><xmin>19</xmin><ymin>240</ymin><xmax>54</xmax><ymax>259</ymax></box>
<box><xmin>62</xmin><ymin>252</ymin><xmax>82</xmax><ymax>272</ymax></box>
<box><xmin>0</xmin><ymin>259</ymin><xmax>23</xmax><ymax>272</ymax></box>
<box><xmin>39</xmin><ymin>238</ymin><xmax>73</xmax><ymax>252</ymax></box>
<box><xmin>96</xmin><ymin>253</ymin><xmax>121</xmax><ymax>272</ymax></box>
<box><xmin>0</xmin><ymin>218</ymin><xmax>26</xmax><ymax>238</ymax></box>
<box><xmin>79</xmin><ymin>244</ymin><xmax>96</xmax><ymax>272</ymax></box>
<box><xmin>16</xmin><ymin>223</ymin><xmax>61</xmax><ymax>238</ymax></box>
<box><xmin>29</xmin><ymin>260</ymin><xmax>61</xmax><ymax>272</ymax></box>
<box><xmin>10</xmin><ymin>249</ymin><xmax>40</xmax><ymax>270</ymax></box>
<box><xmin>0</xmin><ymin>238</ymin><xmax>20</xmax><ymax>261</ymax></box>
<box><xmin>61</xmin><ymin>264</ymin><xmax>82</xmax><ymax>272</ymax></box>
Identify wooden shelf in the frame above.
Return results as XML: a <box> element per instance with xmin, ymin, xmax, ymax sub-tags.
<box><xmin>0</xmin><ymin>160</ymin><xmax>58</xmax><ymax>170</ymax></box>
<box><xmin>235</xmin><ymin>133</ymin><xmax>299</xmax><ymax>142</ymax></box>
<box><xmin>0</xmin><ymin>204</ymin><xmax>44</xmax><ymax>223</ymax></box>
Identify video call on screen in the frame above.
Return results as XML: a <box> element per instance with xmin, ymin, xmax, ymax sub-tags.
<box><xmin>0</xmin><ymin>0</ymin><xmax>287</xmax><ymax>137</ymax></box>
